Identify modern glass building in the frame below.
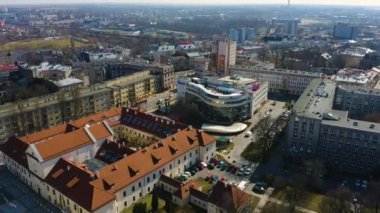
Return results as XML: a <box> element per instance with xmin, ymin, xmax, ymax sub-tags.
<box><xmin>177</xmin><ymin>75</ymin><xmax>268</xmax><ymax>125</ymax></box>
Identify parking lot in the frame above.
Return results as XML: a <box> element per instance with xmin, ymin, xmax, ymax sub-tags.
<box><xmin>0</xmin><ymin>167</ymin><xmax>60</xmax><ymax>213</ymax></box>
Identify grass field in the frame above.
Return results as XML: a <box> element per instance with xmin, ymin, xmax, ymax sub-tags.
<box><xmin>123</xmin><ymin>193</ymin><xmax>166</xmax><ymax>213</ymax></box>
<box><xmin>0</xmin><ymin>38</ymin><xmax>87</xmax><ymax>51</ymax></box>
<box><xmin>271</xmin><ymin>187</ymin><xmax>331</xmax><ymax>212</ymax></box>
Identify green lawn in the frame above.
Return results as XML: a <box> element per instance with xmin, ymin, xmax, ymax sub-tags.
<box><xmin>261</xmin><ymin>202</ymin><xmax>303</xmax><ymax>213</ymax></box>
<box><xmin>196</xmin><ymin>177</ymin><xmax>213</xmax><ymax>194</ymax></box>
<box><xmin>271</xmin><ymin>187</ymin><xmax>331</xmax><ymax>212</ymax></box>
<box><xmin>0</xmin><ymin>38</ymin><xmax>87</xmax><ymax>51</ymax></box>
<box><xmin>123</xmin><ymin>193</ymin><xmax>166</xmax><ymax>213</ymax></box>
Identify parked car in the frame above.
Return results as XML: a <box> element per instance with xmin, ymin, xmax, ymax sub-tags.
<box><xmin>180</xmin><ymin>174</ymin><xmax>189</xmax><ymax>181</ymax></box>
<box><xmin>184</xmin><ymin>172</ymin><xmax>192</xmax><ymax>177</ymax></box>
<box><xmin>207</xmin><ymin>164</ymin><xmax>215</xmax><ymax>170</ymax></box>
<box><xmin>245</xmin><ymin>131</ymin><xmax>252</xmax><ymax>137</ymax></box>
<box><xmin>252</xmin><ymin>185</ymin><xmax>265</xmax><ymax>194</ymax></box>
<box><xmin>205</xmin><ymin>174</ymin><xmax>212</xmax><ymax>181</ymax></box>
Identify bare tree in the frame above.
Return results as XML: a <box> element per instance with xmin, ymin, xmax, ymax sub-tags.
<box><xmin>320</xmin><ymin>187</ymin><xmax>353</xmax><ymax>213</ymax></box>
<box><xmin>363</xmin><ymin>181</ymin><xmax>380</xmax><ymax>213</ymax></box>
<box><xmin>283</xmin><ymin>186</ymin><xmax>304</xmax><ymax>212</ymax></box>
<box><xmin>256</xmin><ymin>116</ymin><xmax>273</xmax><ymax>151</ymax></box>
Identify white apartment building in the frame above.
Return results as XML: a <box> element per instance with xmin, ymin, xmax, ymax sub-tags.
<box><xmin>229</xmin><ymin>65</ymin><xmax>322</xmax><ymax>95</ymax></box>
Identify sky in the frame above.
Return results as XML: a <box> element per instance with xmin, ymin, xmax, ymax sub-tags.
<box><xmin>1</xmin><ymin>0</ymin><xmax>380</xmax><ymax>6</ymax></box>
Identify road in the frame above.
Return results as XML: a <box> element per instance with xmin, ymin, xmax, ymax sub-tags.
<box><xmin>145</xmin><ymin>90</ymin><xmax>177</xmax><ymax>112</ymax></box>
<box><xmin>219</xmin><ymin>100</ymin><xmax>286</xmax><ymax>164</ymax></box>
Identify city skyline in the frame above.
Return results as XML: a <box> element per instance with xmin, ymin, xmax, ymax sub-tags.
<box><xmin>1</xmin><ymin>0</ymin><xmax>380</xmax><ymax>6</ymax></box>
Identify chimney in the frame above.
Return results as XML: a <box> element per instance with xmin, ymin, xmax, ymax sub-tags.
<box><xmin>118</xmin><ymin>143</ymin><xmax>121</xmax><ymax>148</ymax></box>
<box><xmin>67</xmin><ymin>165</ymin><xmax>71</xmax><ymax>171</ymax></box>
<box><xmin>123</xmin><ymin>154</ymin><xmax>128</xmax><ymax>158</ymax></box>
<box><xmin>172</xmin><ymin>120</ymin><xmax>175</xmax><ymax>125</ymax></box>
<box><xmin>126</xmin><ymin>108</ymin><xmax>129</xmax><ymax>113</ymax></box>
<box><xmin>90</xmin><ymin>173</ymin><xmax>96</xmax><ymax>180</ymax></box>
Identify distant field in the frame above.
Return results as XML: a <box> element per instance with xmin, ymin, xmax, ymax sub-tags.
<box><xmin>0</xmin><ymin>38</ymin><xmax>88</xmax><ymax>51</ymax></box>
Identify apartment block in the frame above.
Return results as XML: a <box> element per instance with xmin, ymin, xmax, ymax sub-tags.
<box><xmin>1</xmin><ymin>108</ymin><xmax>216</xmax><ymax>213</ymax></box>
<box><xmin>0</xmin><ymin>71</ymin><xmax>161</xmax><ymax>143</ymax></box>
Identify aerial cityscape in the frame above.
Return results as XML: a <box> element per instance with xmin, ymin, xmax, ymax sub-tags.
<box><xmin>0</xmin><ymin>0</ymin><xmax>380</xmax><ymax>212</ymax></box>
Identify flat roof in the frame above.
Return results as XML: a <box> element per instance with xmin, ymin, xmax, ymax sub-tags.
<box><xmin>293</xmin><ymin>79</ymin><xmax>336</xmax><ymax>119</ymax></box>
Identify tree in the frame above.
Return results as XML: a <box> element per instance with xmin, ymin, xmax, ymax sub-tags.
<box><xmin>256</xmin><ymin>116</ymin><xmax>273</xmax><ymax>151</ymax></box>
<box><xmin>151</xmin><ymin>188</ymin><xmax>159</xmax><ymax>212</ymax></box>
<box><xmin>320</xmin><ymin>187</ymin><xmax>352</xmax><ymax>213</ymax></box>
<box><xmin>363</xmin><ymin>181</ymin><xmax>380</xmax><ymax>213</ymax></box>
<box><xmin>283</xmin><ymin>186</ymin><xmax>304</xmax><ymax>212</ymax></box>
<box><xmin>132</xmin><ymin>203</ymin><xmax>147</xmax><ymax>213</ymax></box>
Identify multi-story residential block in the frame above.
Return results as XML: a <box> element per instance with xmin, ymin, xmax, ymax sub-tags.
<box><xmin>19</xmin><ymin>62</ymin><xmax>72</xmax><ymax>81</ymax></box>
<box><xmin>177</xmin><ymin>75</ymin><xmax>268</xmax><ymax>125</ymax></box>
<box><xmin>271</xmin><ymin>18</ymin><xmax>300</xmax><ymax>36</ymax></box>
<box><xmin>0</xmin><ymin>71</ymin><xmax>161</xmax><ymax>143</ymax></box>
<box><xmin>1</xmin><ymin>108</ymin><xmax>216</xmax><ymax>213</ymax></box>
<box><xmin>287</xmin><ymin>79</ymin><xmax>380</xmax><ymax>174</ymax></box>
<box><xmin>105</xmin><ymin>63</ymin><xmax>175</xmax><ymax>90</ymax></box>
<box><xmin>229</xmin><ymin>65</ymin><xmax>322</xmax><ymax>95</ymax></box>
<box><xmin>210</xmin><ymin>35</ymin><xmax>237</xmax><ymax>76</ymax></box>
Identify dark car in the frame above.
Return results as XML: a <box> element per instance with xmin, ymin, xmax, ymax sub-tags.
<box><xmin>226</xmin><ymin>165</ymin><xmax>234</xmax><ymax>172</ymax></box>
<box><xmin>207</xmin><ymin>164</ymin><xmax>215</xmax><ymax>170</ymax></box>
<box><xmin>252</xmin><ymin>185</ymin><xmax>266</xmax><ymax>194</ymax></box>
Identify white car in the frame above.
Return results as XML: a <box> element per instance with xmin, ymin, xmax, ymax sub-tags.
<box><xmin>184</xmin><ymin>172</ymin><xmax>192</xmax><ymax>177</ymax></box>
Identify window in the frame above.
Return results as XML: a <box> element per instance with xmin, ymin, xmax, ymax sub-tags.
<box><xmin>140</xmin><ymin>192</ymin><xmax>142</xmax><ymax>197</ymax></box>
<box><xmin>147</xmin><ymin>177</ymin><xmax>150</xmax><ymax>183</ymax></box>
<box><xmin>66</xmin><ymin>199</ymin><xmax>69</xmax><ymax>205</ymax></box>
<box><xmin>169</xmin><ymin>164</ymin><xmax>172</xmax><ymax>169</ymax></box>
<box><xmin>190</xmin><ymin>152</ymin><xmax>192</xmax><ymax>157</ymax></box>
<box><xmin>184</xmin><ymin>156</ymin><xmax>186</xmax><ymax>160</ymax></box>
<box><xmin>53</xmin><ymin>190</ymin><xmax>55</xmax><ymax>195</ymax></box>
<box><xmin>80</xmin><ymin>209</ymin><xmax>83</xmax><ymax>213</ymax></box>
<box><xmin>123</xmin><ymin>191</ymin><xmax>127</xmax><ymax>197</ymax></box>
<box><xmin>148</xmin><ymin>187</ymin><xmax>151</xmax><ymax>192</ymax></box>
<box><xmin>133</xmin><ymin>196</ymin><xmax>135</xmax><ymax>201</ymax></box>
<box><xmin>47</xmin><ymin>186</ymin><xmax>49</xmax><ymax>191</ymax></box>
<box><xmin>132</xmin><ymin>186</ymin><xmax>135</xmax><ymax>192</ymax></box>
<box><xmin>124</xmin><ymin>201</ymin><xmax>127</xmax><ymax>207</ymax></box>
<box><xmin>178</xmin><ymin>160</ymin><xmax>180</xmax><ymax>164</ymax></box>
<box><xmin>74</xmin><ymin>204</ymin><xmax>77</xmax><ymax>210</ymax></box>
<box><xmin>139</xmin><ymin>182</ymin><xmax>141</xmax><ymax>188</ymax></box>
<box><xmin>153</xmin><ymin>173</ymin><xmax>156</xmax><ymax>179</ymax></box>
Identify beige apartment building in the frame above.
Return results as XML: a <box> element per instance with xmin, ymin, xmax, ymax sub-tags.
<box><xmin>0</xmin><ymin>70</ymin><xmax>161</xmax><ymax>143</ymax></box>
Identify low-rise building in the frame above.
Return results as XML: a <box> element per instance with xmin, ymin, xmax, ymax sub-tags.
<box><xmin>177</xmin><ymin>75</ymin><xmax>268</xmax><ymax>125</ymax></box>
<box><xmin>1</xmin><ymin>108</ymin><xmax>216</xmax><ymax>213</ymax></box>
<box><xmin>52</xmin><ymin>77</ymin><xmax>84</xmax><ymax>91</ymax></box>
<box><xmin>158</xmin><ymin>176</ymin><xmax>253</xmax><ymax>213</ymax></box>
<box><xmin>0</xmin><ymin>65</ymin><xmax>18</xmax><ymax>83</ymax></box>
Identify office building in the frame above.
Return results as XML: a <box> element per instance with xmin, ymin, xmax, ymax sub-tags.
<box><xmin>334</xmin><ymin>84</ymin><xmax>380</xmax><ymax>119</ymax></box>
<box><xmin>238</xmin><ymin>28</ymin><xmax>247</xmax><ymax>43</ymax></box>
<box><xmin>333</xmin><ymin>23</ymin><xmax>358</xmax><ymax>40</ymax></box>
<box><xmin>177</xmin><ymin>75</ymin><xmax>268</xmax><ymax>125</ymax></box>
<box><xmin>0</xmin><ymin>71</ymin><xmax>161</xmax><ymax>143</ymax></box>
<box><xmin>246</xmin><ymin>28</ymin><xmax>256</xmax><ymax>40</ymax></box>
<box><xmin>210</xmin><ymin>35</ymin><xmax>237</xmax><ymax>76</ymax></box>
<box><xmin>271</xmin><ymin>18</ymin><xmax>300</xmax><ymax>36</ymax></box>
<box><xmin>229</xmin><ymin>28</ymin><xmax>239</xmax><ymax>42</ymax></box>
<box><xmin>229</xmin><ymin>65</ymin><xmax>322</xmax><ymax>95</ymax></box>
<box><xmin>1</xmin><ymin>108</ymin><xmax>216</xmax><ymax>212</ymax></box>
<box><xmin>287</xmin><ymin>79</ymin><xmax>380</xmax><ymax>174</ymax></box>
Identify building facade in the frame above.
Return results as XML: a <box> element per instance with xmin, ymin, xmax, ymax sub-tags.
<box><xmin>210</xmin><ymin>35</ymin><xmax>237</xmax><ymax>76</ymax></box>
<box><xmin>287</xmin><ymin>79</ymin><xmax>380</xmax><ymax>174</ymax></box>
<box><xmin>1</xmin><ymin>108</ymin><xmax>216</xmax><ymax>213</ymax></box>
<box><xmin>0</xmin><ymin>71</ymin><xmax>161</xmax><ymax>143</ymax></box>
<box><xmin>177</xmin><ymin>75</ymin><xmax>268</xmax><ymax>125</ymax></box>
<box><xmin>229</xmin><ymin>65</ymin><xmax>322</xmax><ymax>95</ymax></box>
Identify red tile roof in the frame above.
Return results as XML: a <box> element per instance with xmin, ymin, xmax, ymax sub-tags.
<box><xmin>34</xmin><ymin>122</ymin><xmax>112</xmax><ymax>161</ymax></box>
<box><xmin>91</xmin><ymin>127</ymin><xmax>215</xmax><ymax>194</ymax></box>
<box><xmin>208</xmin><ymin>181</ymin><xmax>252</xmax><ymax>212</ymax></box>
<box><xmin>173</xmin><ymin>180</ymin><xmax>201</xmax><ymax>199</ymax></box>
<box><xmin>45</xmin><ymin>159</ymin><xmax>115</xmax><ymax>212</ymax></box>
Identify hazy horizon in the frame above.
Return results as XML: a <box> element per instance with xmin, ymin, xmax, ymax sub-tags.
<box><xmin>1</xmin><ymin>0</ymin><xmax>380</xmax><ymax>6</ymax></box>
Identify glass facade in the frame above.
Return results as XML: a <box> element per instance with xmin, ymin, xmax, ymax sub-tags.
<box><xmin>185</xmin><ymin>92</ymin><xmax>250</xmax><ymax>125</ymax></box>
